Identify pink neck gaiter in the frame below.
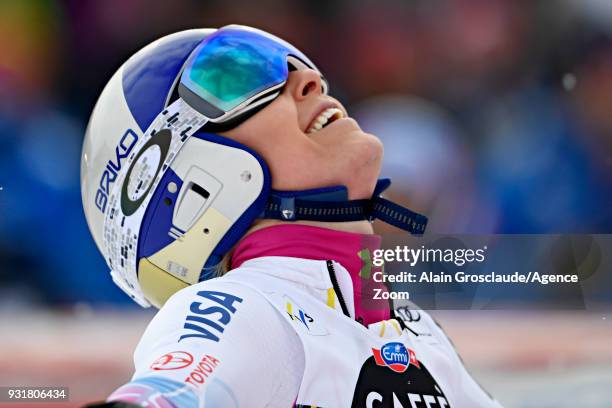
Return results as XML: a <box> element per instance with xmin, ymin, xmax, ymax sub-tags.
<box><xmin>231</xmin><ymin>224</ymin><xmax>390</xmax><ymax>325</ymax></box>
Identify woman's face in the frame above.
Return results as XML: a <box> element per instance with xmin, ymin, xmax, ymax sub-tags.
<box><xmin>220</xmin><ymin>69</ymin><xmax>383</xmax><ymax>200</ymax></box>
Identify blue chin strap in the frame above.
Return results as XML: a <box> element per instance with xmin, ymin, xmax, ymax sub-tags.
<box><xmin>261</xmin><ymin>178</ymin><xmax>428</xmax><ymax>235</ymax></box>
<box><xmin>200</xmin><ymin>177</ymin><xmax>427</xmax><ymax>281</ymax></box>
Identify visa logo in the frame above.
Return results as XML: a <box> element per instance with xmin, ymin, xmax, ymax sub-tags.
<box><xmin>179</xmin><ymin>290</ymin><xmax>243</xmax><ymax>343</ymax></box>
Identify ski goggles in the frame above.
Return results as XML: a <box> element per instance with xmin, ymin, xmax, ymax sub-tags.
<box><xmin>179</xmin><ymin>25</ymin><xmax>328</xmax><ymax>122</ymax></box>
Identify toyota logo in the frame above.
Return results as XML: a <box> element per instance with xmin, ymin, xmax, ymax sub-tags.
<box><xmin>150</xmin><ymin>351</ymin><xmax>194</xmax><ymax>370</ymax></box>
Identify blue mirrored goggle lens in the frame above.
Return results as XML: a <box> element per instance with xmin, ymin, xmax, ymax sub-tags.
<box><xmin>181</xmin><ymin>28</ymin><xmax>304</xmax><ymax>113</ymax></box>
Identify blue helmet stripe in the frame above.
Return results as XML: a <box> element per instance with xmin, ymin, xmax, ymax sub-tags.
<box><xmin>122</xmin><ymin>31</ymin><xmax>208</xmax><ymax>132</ymax></box>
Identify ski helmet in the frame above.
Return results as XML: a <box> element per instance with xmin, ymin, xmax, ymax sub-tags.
<box><xmin>81</xmin><ymin>25</ymin><xmax>428</xmax><ymax>308</ymax></box>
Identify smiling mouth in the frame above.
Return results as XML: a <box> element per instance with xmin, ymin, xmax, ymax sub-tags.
<box><xmin>306</xmin><ymin>107</ymin><xmax>345</xmax><ymax>134</ymax></box>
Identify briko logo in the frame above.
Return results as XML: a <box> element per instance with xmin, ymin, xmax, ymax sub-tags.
<box><xmin>150</xmin><ymin>351</ymin><xmax>194</xmax><ymax>370</ymax></box>
<box><xmin>372</xmin><ymin>342</ymin><xmax>420</xmax><ymax>373</ymax></box>
<box><xmin>95</xmin><ymin>129</ymin><xmax>139</xmax><ymax>213</ymax></box>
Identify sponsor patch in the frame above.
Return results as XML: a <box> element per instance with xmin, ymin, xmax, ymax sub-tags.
<box><xmin>372</xmin><ymin>342</ymin><xmax>420</xmax><ymax>373</ymax></box>
<box><xmin>95</xmin><ymin>129</ymin><xmax>139</xmax><ymax>213</ymax></box>
<box><xmin>179</xmin><ymin>290</ymin><xmax>243</xmax><ymax>343</ymax></box>
<box><xmin>184</xmin><ymin>354</ymin><xmax>221</xmax><ymax>387</ymax></box>
<box><xmin>395</xmin><ymin>306</ymin><xmax>421</xmax><ymax>323</ymax></box>
<box><xmin>150</xmin><ymin>351</ymin><xmax>194</xmax><ymax>370</ymax></box>
<box><xmin>284</xmin><ymin>296</ymin><xmax>328</xmax><ymax>336</ymax></box>
<box><xmin>352</xmin><ymin>343</ymin><xmax>450</xmax><ymax>407</ymax></box>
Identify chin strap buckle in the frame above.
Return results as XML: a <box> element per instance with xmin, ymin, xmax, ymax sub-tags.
<box><xmin>280</xmin><ymin>197</ymin><xmax>296</xmax><ymax>220</ymax></box>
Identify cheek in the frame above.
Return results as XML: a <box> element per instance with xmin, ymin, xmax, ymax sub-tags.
<box><xmin>264</xmin><ymin>139</ymin><xmax>328</xmax><ymax>189</ymax></box>
<box><xmin>354</xmin><ymin>132</ymin><xmax>384</xmax><ymax>166</ymax></box>
<box><xmin>318</xmin><ymin>127</ymin><xmax>383</xmax><ymax>169</ymax></box>
<box><xmin>219</xmin><ymin>101</ymin><xmax>319</xmax><ymax>189</ymax></box>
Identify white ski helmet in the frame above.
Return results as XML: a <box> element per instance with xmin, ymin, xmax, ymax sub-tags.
<box><xmin>81</xmin><ymin>25</ymin><xmax>428</xmax><ymax>308</ymax></box>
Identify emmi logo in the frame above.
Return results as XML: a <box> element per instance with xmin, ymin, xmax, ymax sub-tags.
<box><xmin>95</xmin><ymin>129</ymin><xmax>138</xmax><ymax>213</ymax></box>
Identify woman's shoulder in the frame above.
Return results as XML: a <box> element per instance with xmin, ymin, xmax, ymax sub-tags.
<box><xmin>130</xmin><ymin>271</ymin><xmax>303</xmax><ymax>408</ymax></box>
<box><xmin>157</xmin><ymin>273</ymin><xmax>280</xmax><ymax>329</ymax></box>
<box><xmin>134</xmin><ymin>271</ymin><xmax>302</xmax><ymax>366</ymax></box>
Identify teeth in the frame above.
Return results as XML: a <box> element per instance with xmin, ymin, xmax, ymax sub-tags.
<box><xmin>307</xmin><ymin>108</ymin><xmax>344</xmax><ymax>134</ymax></box>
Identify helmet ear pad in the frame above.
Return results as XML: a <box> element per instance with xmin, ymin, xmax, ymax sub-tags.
<box><xmin>136</xmin><ymin>131</ymin><xmax>271</xmax><ymax>304</ymax></box>
<box><xmin>191</xmin><ymin>132</ymin><xmax>272</xmax><ymax>276</ymax></box>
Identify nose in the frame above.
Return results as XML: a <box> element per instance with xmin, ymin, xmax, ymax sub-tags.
<box><xmin>286</xmin><ymin>68</ymin><xmax>324</xmax><ymax>101</ymax></box>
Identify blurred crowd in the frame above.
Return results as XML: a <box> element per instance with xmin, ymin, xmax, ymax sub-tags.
<box><xmin>0</xmin><ymin>0</ymin><xmax>611</xmax><ymax>306</ymax></box>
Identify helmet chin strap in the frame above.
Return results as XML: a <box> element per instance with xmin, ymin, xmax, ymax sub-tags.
<box><xmin>260</xmin><ymin>178</ymin><xmax>428</xmax><ymax>235</ymax></box>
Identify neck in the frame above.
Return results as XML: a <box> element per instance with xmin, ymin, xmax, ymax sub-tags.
<box><xmin>245</xmin><ymin>219</ymin><xmax>375</xmax><ymax>238</ymax></box>
<box><xmin>230</xmin><ymin>222</ymin><xmax>390</xmax><ymax>326</ymax></box>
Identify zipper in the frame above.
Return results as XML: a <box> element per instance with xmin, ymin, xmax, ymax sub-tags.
<box><xmin>326</xmin><ymin>260</ymin><xmax>351</xmax><ymax>318</ymax></box>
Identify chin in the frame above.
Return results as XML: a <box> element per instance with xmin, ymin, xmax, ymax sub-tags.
<box><xmin>356</xmin><ymin>130</ymin><xmax>384</xmax><ymax>170</ymax></box>
<box><xmin>367</xmin><ymin>133</ymin><xmax>384</xmax><ymax>164</ymax></box>
<box><xmin>342</xmin><ymin>132</ymin><xmax>383</xmax><ymax>200</ymax></box>
<box><xmin>351</xmin><ymin>154</ymin><xmax>383</xmax><ymax>198</ymax></box>
<box><xmin>346</xmin><ymin>176</ymin><xmax>380</xmax><ymax>200</ymax></box>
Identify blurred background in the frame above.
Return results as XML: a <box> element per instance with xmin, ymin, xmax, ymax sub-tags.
<box><xmin>0</xmin><ymin>0</ymin><xmax>611</xmax><ymax>406</ymax></box>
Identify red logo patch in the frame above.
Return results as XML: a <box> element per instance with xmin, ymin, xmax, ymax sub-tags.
<box><xmin>184</xmin><ymin>355</ymin><xmax>221</xmax><ymax>387</ymax></box>
<box><xmin>372</xmin><ymin>342</ymin><xmax>420</xmax><ymax>373</ymax></box>
<box><xmin>150</xmin><ymin>351</ymin><xmax>194</xmax><ymax>371</ymax></box>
